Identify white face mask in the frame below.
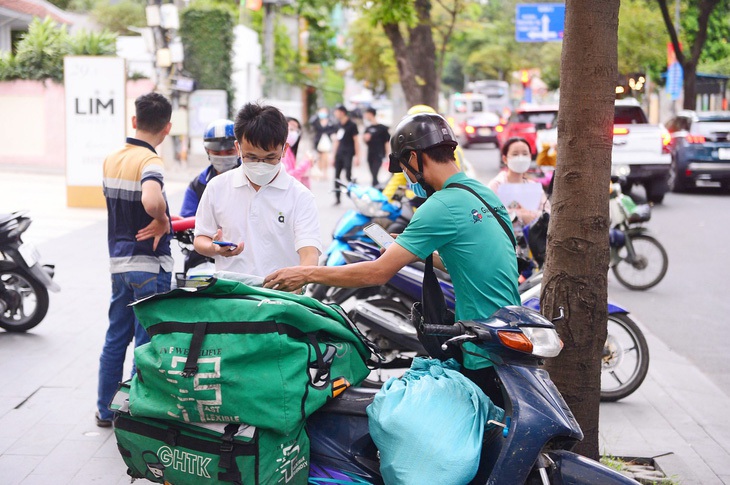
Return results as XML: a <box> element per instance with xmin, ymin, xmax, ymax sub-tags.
<box><xmin>242</xmin><ymin>161</ymin><xmax>280</xmax><ymax>186</ymax></box>
<box><xmin>286</xmin><ymin>130</ymin><xmax>300</xmax><ymax>146</ymax></box>
<box><xmin>507</xmin><ymin>155</ymin><xmax>531</xmax><ymax>174</ymax></box>
<box><xmin>209</xmin><ymin>155</ymin><xmax>239</xmax><ymax>173</ymax></box>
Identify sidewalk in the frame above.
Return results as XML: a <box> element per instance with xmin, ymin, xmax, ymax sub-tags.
<box><xmin>0</xmin><ymin>166</ymin><xmax>729</xmax><ymax>484</ymax></box>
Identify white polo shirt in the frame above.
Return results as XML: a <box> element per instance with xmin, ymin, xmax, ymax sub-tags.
<box><xmin>194</xmin><ymin>165</ymin><xmax>322</xmax><ymax>277</ymax></box>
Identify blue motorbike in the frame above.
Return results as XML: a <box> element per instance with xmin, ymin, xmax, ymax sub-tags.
<box><xmin>332</xmin><ymin>242</ymin><xmax>649</xmax><ymax>402</ymax></box>
<box><xmin>309</xmin><ymin>180</ymin><xmax>412</xmax><ymax>300</ymax></box>
<box><xmin>308</xmin><ymin>306</ymin><xmax>640</xmax><ymax>484</ymax></box>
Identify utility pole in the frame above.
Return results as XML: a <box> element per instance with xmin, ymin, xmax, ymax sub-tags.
<box><xmin>263</xmin><ymin>0</ymin><xmax>277</xmax><ymax>98</ymax></box>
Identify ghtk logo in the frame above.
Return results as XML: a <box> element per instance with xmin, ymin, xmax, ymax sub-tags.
<box><xmin>471</xmin><ymin>209</ymin><xmax>483</xmax><ymax>223</ymax></box>
<box><xmin>158</xmin><ymin>446</ymin><xmax>212</xmax><ymax>478</ymax></box>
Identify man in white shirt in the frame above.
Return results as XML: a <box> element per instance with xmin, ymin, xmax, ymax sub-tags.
<box><xmin>194</xmin><ymin>103</ymin><xmax>321</xmax><ymax>291</ymax></box>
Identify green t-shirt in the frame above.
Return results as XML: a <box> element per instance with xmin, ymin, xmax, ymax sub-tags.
<box><xmin>396</xmin><ymin>172</ymin><xmax>520</xmax><ymax>321</ymax></box>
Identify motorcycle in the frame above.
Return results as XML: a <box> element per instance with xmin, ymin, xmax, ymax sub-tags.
<box><xmin>308</xmin><ymin>180</ymin><xmax>412</xmax><ymax>300</ymax></box>
<box><xmin>330</xmin><ymin>242</ymin><xmax>649</xmax><ymax>402</ymax></box>
<box><xmin>169</xmin><ymin>215</ymin><xmax>215</xmax><ymax>288</ymax></box>
<box><xmin>609</xmin><ymin>177</ymin><xmax>668</xmax><ymax>290</ymax></box>
<box><xmin>0</xmin><ymin>211</ymin><xmax>60</xmax><ymax>332</ymax></box>
<box><xmin>308</xmin><ymin>306</ymin><xmax>639</xmax><ymax>484</ymax></box>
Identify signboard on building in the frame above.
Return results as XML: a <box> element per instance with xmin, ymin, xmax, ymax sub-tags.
<box><xmin>64</xmin><ymin>56</ymin><xmax>126</xmax><ymax>208</ymax></box>
<box><xmin>515</xmin><ymin>4</ymin><xmax>565</xmax><ymax>42</ymax></box>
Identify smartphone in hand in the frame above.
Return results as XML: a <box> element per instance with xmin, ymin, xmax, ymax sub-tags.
<box><xmin>363</xmin><ymin>223</ymin><xmax>396</xmax><ymax>249</ymax></box>
<box><xmin>212</xmin><ymin>240</ymin><xmax>238</xmax><ymax>249</ymax></box>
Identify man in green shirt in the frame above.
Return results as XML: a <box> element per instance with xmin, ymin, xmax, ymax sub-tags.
<box><xmin>264</xmin><ymin>113</ymin><xmax>519</xmax><ymax>322</ymax></box>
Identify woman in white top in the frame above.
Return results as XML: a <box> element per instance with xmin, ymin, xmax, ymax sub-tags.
<box><xmin>488</xmin><ymin>137</ymin><xmax>550</xmax><ymax>226</ymax></box>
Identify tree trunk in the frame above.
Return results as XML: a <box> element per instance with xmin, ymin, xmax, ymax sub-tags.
<box><xmin>656</xmin><ymin>0</ymin><xmax>722</xmax><ymax>110</ymax></box>
<box><xmin>382</xmin><ymin>0</ymin><xmax>440</xmax><ymax>108</ymax></box>
<box><xmin>540</xmin><ymin>0</ymin><xmax>619</xmax><ymax>460</ymax></box>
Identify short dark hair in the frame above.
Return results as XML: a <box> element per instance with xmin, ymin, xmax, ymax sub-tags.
<box><xmin>365</xmin><ymin>107</ymin><xmax>376</xmax><ymax>116</ymax></box>
<box><xmin>234</xmin><ymin>102</ymin><xmax>288</xmax><ymax>151</ymax></box>
<box><xmin>423</xmin><ymin>144</ymin><xmax>456</xmax><ymax>163</ymax></box>
<box><xmin>334</xmin><ymin>104</ymin><xmax>348</xmax><ymax>116</ymax></box>
<box><xmin>135</xmin><ymin>93</ymin><xmax>171</xmax><ymax>134</ymax></box>
<box><xmin>501</xmin><ymin>137</ymin><xmax>530</xmax><ymax>157</ymax></box>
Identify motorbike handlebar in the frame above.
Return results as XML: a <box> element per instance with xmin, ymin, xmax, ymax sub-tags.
<box><xmin>422</xmin><ymin>323</ymin><xmax>465</xmax><ymax>337</ymax></box>
<box><xmin>171</xmin><ymin>216</ymin><xmax>196</xmax><ymax>232</ymax></box>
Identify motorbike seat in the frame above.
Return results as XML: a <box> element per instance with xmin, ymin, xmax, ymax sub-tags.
<box><xmin>316</xmin><ymin>386</ymin><xmax>378</xmax><ymax>417</ymax></box>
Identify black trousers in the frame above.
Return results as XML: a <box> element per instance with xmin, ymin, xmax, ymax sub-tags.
<box><xmin>368</xmin><ymin>155</ymin><xmax>382</xmax><ymax>186</ymax></box>
<box><xmin>334</xmin><ymin>152</ymin><xmax>354</xmax><ymax>201</ymax></box>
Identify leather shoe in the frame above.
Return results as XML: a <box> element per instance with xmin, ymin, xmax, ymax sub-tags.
<box><xmin>95</xmin><ymin>412</ymin><xmax>112</xmax><ymax>428</ymax></box>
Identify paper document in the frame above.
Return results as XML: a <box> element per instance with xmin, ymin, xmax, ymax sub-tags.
<box><xmin>497</xmin><ymin>183</ymin><xmax>543</xmax><ymax>212</ymax></box>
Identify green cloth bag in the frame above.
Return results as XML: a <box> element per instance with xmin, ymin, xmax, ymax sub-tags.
<box><xmin>128</xmin><ymin>278</ymin><xmax>373</xmax><ymax>434</ymax></box>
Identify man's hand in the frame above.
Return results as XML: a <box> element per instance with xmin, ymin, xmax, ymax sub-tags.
<box><xmin>264</xmin><ymin>266</ymin><xmax>310</xmax><ymax>293</ymax></box>
<box><xmin>136</xmin><ymin>216</ymin><xmax>170</xmax><ymax>251</ymax></box>
<box><xmin>353</xmin><ymin>155</ymin><xmax>360</xmax><ymax>167</ymax></box>
<box><xmin>211</xmin><ymin>228</ymin><xmax>244</xmax><ymax>258</ymax></box>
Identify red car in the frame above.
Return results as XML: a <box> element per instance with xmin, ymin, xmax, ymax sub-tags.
<box><xmin>497</xmin><ymin>104</ymin><xmax>559</xmax><ymax>156</ymax></box>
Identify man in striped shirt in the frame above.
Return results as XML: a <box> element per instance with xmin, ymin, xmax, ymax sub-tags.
<box><xmin>96</xmin><ymin>92</ymin><xmax>173</xmax><ymax>427</ymax></box>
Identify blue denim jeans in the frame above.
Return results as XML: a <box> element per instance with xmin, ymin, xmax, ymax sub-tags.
<box><xmin>97</xmin><ymin>270</ymin><xmax>170</xmax><ymax>420</ymax></box>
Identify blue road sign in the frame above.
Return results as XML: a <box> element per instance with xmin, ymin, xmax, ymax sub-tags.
<box><xmin>516</xmin><ymin>3</ymin><xmax>565</xmax><ymax>43</ymax></box>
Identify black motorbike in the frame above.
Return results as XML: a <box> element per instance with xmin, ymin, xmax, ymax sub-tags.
<box><xmin>0</xmin><ymin>211</ymin><xmax>60</xmax><ymax>332</ymax></box>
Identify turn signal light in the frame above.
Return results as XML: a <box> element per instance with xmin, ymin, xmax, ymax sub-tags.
<box><xmin>613</xmin><ymin>127</ymin><xmax>630</xmax><ymax>135</ymax></box>
<box><xmin>495</xmin><ymin>125</ymin><xmax>504</xmax><ymax>133</ymax></box>
<box><xmin>661</xmin><ymin>130</ymin><xmax>672</xmax><ymax>154</ymax></box>
<box><xmin>686</xmin><ymin>134</ymin><xmax>706</xmax><ymax>144</ymax></box>
<box><xmin>465</xmin><ymin>125</ymin><xmax>475</xmax><ymax>134</ymax></box>
<box><xmin>497</xmin><ymin>330</ymin><xmax>534</xmax><ymax>354</ymax></box>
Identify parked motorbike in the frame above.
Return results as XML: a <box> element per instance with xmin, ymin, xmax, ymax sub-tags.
<box><xmin>308</xmin><ymin>180</ymin><xmax>412</xmax><ymax>301</ymax></box>
<box><xmin>170</xmin><ymin>216</ymin><xmax>214</xmax><ymax>288</ymax></box>
<box><xmin>0</xmin><ymin>211</ymin><xmax>60</xmax><ymax>332</ymax></box>
<box><xmin>330</xmin><ymin>242</ymin><xmax>649</xmax><ymax>402</ymax></box>
<box><xmin>609</xmin><ymin>177</ymin><xmax>668</xmax><ymax>290</ymax></box>
<box><xmin>308</xmin><ymin>306</ymin><xmax>639</xmax><ymax>484</ymax></box>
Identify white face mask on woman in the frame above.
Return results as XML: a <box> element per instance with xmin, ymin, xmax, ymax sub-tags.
<box><xmin>242</xmin><ymin>161</ymin><xmax>281</xmax><ymax>186</ymax></box>
<box><xmin>507</xmin><ymin>155</ymin><xmax>532</xmax><ymax>174</ymax></box>
<box><xmin>286</xmin><ymin>130</ymin><xmax>300</xmax><ymax>147</ymax></box>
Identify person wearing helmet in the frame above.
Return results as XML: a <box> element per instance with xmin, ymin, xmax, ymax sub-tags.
<box><xmin>264</xmin><ymin>112</ymin><xmax>520</xmax><ymax>324</ymax></box>
<box><xmin>382</xmin><ymin>104</ymin><xmax>470</xmax><ymax>201</ymax></box>
<box><xmin>179</xmin><ymin>119</ymin><xmax>240</xmax><ymax>217</ymax></box>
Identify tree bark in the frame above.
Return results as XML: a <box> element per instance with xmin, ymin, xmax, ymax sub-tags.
<box><xmin>382</xmin><ymin>0</ymin><xmax>440</xmax><ymax>108</ymax></box>
<box><xmin>541</xmin><ymin>0</ymin><xmax>619</xmax><ymax>460</ymax></box>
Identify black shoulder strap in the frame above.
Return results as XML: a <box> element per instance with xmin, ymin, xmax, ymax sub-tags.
<box><xmin>447</xmin><ymin>182</ymin><xmax>517</xmax><ymax>248</ymax></box>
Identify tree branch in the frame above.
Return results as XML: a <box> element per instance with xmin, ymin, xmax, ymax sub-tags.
<box><xmin>690</xmin><ymin>0</ymin><xmax>721</xmax><ymax>66</ymax></box>
<box><xmin>656</xmin><ymin>0</ymin><xmax>685</xmax><ymax>66</ymax></box>
<box><xmin>436</xmin><ymin>0</ymin><xmax>460</xmax><ymax>82</ymax></box>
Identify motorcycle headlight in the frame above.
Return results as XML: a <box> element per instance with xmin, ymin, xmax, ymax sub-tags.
<box><xmin>522</xmin><ymin>327</ymin><xmax>563</xmax><ymax>358</ymax></box>
<box><xmin>498</xmin><ymin>327</ymin><xmax>563</xmax><ymax>358</ymax></box>
<box><xmin>612</xmin><ymin>164</ymin><xmax>631</xmax><ymax>177</ymax></box>
<box><xmin>351</xmin><ymin>193</ymin><xmax>390</xmax><ymax>217</ymax></box>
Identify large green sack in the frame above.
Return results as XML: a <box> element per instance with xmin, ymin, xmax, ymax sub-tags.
<box><xmin>113</xmin><ymin>383</ymin><xmax>309</xmax><ymax>485</ymax></box>
<box><xmin>128</xmin><ymin>278</ymin><xmax>373</xmax><ymax>434</ymax></box>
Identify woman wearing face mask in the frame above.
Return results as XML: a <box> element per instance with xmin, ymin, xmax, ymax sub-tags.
<box><xmin>311</xmin><ymin>107</ymin><xmax>335</xmax><ymax>180</ymax></box>
<box><xmin>282</xmin><ymin>117</ymin><xmax>312</xmax><ymax>188</ymax></box>
<box><xmin>180</xmin><ymin>119</ymin><xmax>239</xmax><ymax>217</ymax></box>
<box><xmin>487</xmin><ymin>137</ymin><xmax>550</xmax><ymax>227</ymax></box>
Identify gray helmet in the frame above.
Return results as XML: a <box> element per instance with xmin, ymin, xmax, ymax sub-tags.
<box><xmin>388</xmin><ymin>113</ymin><xmax>457</xmax><ymax>173</ymax></box>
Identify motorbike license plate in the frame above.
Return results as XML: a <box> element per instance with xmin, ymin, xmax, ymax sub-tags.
<box><xmin>478</xmin><ymin>128</ymin><xmax>492</xmax><ymax>136</ymax></box>
<box><xmin>718</xmin><ymin>148</ymin><xmax>730</xmax><ymax>160</ymax></box>
<box><xmin>18</xmin><ymin>243</ymin><xmax>40</xmax><ymax>267</ymax></box>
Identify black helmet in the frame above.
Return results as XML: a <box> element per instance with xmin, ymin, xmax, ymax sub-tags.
<box><xmin>388</xmin><ymin>113</ymin><xmax>457</xmax><ymax>173</ymax></box>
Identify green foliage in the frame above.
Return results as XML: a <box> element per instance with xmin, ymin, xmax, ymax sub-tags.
<box><xmin>13</xmin><ymin>17</ymin><xmax>69</xmax><ymax>82</ymax></box>
<box><xmin>0</xmin><ymin>17</ymin><xmax>119</xmax><ymax>83</ymax></box>
<box><xmin>91</xmin><ymin>0</ymin><xmax>146</xmax><ymax>35</ymax></box>
<box><xmin>364</xmin><ymin>0</ymin><xmax>418</xmax><ymax>28</ymax></box>
<box><xmin>0</xmin><ymin>52</ymin><xmax>21</xmax><ymax>82</ymax></box>
<box><xmin>248</xmin><ymin>8</ymin><xmax>299</xmax><ymax>85</ymax></box>
<box><xmin>67</xmin><ymin>29</ymin><xmax>117</xmax><ymax>56</ymax></box>
<box><xmin>180</xmin><ymin>5</ymin><xmax>235</xmax><ymax>114</ymax></box>
<box><xmin>679</xmin><ymin>0</ymin><xmax>730</xmax><ymax>65</ymax></box>
<box><xmin>617</xmin><ymin>0</ymin><xmax>666</xmax><ymax>83</ymax></box>
<box><xmin>348</xmin><ymin>16</ymin><xmax>398</xmax><ymax>95</ymax></box>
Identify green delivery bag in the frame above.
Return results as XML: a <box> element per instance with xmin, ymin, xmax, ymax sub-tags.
<box><xmin>128</xmin><ymin>278</ymin><xmax>373</xmax><ymax>434</ymax></box>
<box><xmin>113</xmin><ymin>383</ymin><xmax>309</xmax><ymax>485</ymax></box>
